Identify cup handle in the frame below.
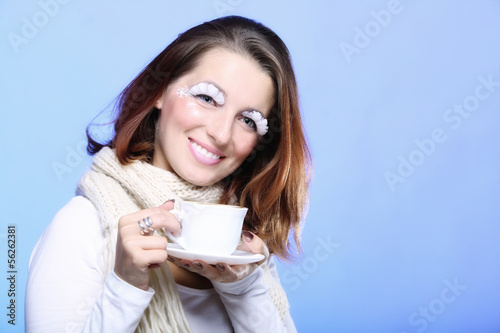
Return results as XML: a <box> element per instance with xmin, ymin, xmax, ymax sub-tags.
<box><xmin>166</xmin><ymin>208</ymin><xmax>185</xmax><ymax>248</ymax></box>
<box><xmin>165</xmin><ymin>230</ymin><xmax>185</xmax><ymax>248</ymax></box>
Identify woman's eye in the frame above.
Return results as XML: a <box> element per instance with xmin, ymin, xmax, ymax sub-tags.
<box><xmin>241</xmin><ymin>117</ymin><xmax>257</xmax><ymax>130</ymax></box>
<box><xmin>197</xmin><ymin>94</ymin><xmax>215</xmax><ymax>105</ymax></box>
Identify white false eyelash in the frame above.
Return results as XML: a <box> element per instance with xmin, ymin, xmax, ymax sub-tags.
<box><xmin>242</xmin><ymin>110</ymin><xmax>269</xmax><ymax>136</ymax></box>
<box><xmin>189</xmin><ymin>82</ymin><xmax>225</xmax><ymax>105</ymax></box>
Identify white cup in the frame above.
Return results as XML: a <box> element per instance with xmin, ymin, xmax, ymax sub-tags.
<box><xmin>167</xmin><ymin>200</ymin><xmax>248</xmax><ymax>256</ymax></box>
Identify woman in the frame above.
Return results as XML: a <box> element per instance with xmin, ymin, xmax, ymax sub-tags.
<box><xmin>26</xmin><ymin>15</ymin><xmax>311</xmax><ymax>332</ymax></box>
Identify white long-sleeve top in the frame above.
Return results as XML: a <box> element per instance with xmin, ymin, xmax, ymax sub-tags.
<box><xmin>25</xmin><ymin>196</ymin><xmax>297</xmax><ymax>332</ymax></box>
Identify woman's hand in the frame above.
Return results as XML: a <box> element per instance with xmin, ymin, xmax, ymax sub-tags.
<box><xmin>168</xmin><ymin>230</ymin><xmax>268</xmax><ymax>283</ymax></box>
<box><xmin>114</xmin><ymin>200</ymin><xmax>181</xmax><ymax>291</ymax></box>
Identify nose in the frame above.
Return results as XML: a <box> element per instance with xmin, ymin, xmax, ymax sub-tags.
<box><xmin>206</xmin><ymin>112</ymin><xmax>233</xmax><ymax>146</ymax></box>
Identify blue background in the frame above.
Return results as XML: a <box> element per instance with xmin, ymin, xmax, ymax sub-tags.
<box><xmin>1</xmin><ymin>0</ymin><xmax>500</xmax><ymax>332</ymax></box>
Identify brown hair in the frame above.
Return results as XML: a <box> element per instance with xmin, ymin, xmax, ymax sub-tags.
<box><xmin>87</xmin><ymin>16</ymin><xmax>312</xmax><ymax>261</ymax></box>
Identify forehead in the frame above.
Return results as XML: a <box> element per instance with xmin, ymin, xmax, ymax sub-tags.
<box><xmin>177</xmin><ymin>48</ymin><xmax>275</xmax><ymax>116</ymax></box>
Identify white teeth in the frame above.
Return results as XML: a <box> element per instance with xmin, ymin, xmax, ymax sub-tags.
<box><xmin>190</xmin><ymin>140</ymin><xmax>221</xmax><ymax>160</ymax></box>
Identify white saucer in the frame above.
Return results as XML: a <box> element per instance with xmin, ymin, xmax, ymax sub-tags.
<box><xmin>167</xmin><ymin>243</ymin><xmax>264</xmax><ymax>265</ymax></box>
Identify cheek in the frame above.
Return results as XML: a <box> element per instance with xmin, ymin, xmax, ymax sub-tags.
<box><xmin>164</xmin><ymin>96</ymin><xmax>203</xmax><ymax>128</ymax></box>
<box><xmin>233</xmin><ymin>135</ymin><xmax>258</xmax><ymax>159</ymax></box>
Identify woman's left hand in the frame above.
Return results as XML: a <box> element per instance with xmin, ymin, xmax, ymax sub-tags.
<box><xmin>168</xmin><ymin>230</ymin><xmax>267</xmax><ymax>283</ymax></box>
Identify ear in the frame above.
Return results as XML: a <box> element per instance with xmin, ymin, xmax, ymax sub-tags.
<box><xmin>155</xmin><ymin>96</ymin><xmax>163</xmax><ymax>109</ymax></box>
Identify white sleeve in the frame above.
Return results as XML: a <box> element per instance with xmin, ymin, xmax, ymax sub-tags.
<box><xmin>25</xmin><ymin>196</ymin><xmax>154</xmax><ymax>333</ymax></box>
<box><xmin>211</xmin><ymin>256</ymin><xmax>297</xmax><ymax>333</ymax></box>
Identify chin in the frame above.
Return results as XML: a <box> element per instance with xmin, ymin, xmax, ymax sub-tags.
<box><xmin>179</xmin><ymin>172</ymin><xmax>221</xmax><ymax>187</ymax></box>
<box><xmin>189</xmin><ymin>179</ymin><xmax>217</xmax><ymax>187</ymax></box>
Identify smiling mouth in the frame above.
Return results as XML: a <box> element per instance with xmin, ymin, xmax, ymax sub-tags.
<box><xmin>189</xmin><ymin>139</ymin><xmax>223</xmax><ymax>160</ymax></box>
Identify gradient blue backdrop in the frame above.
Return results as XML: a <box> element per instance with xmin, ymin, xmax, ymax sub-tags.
<box><xmin>1</xmin><ymin>1</ymin><xmax>499</xmax><ymax>332</ymax></box>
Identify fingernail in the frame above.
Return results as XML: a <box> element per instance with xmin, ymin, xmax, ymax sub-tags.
<box><xmin>216</xmin><ymin>263</ymin><xmax>225</xmax><ymax>272</ymax></box>
<box><xmin>181</xmin><ymin>263</ymin><xmax>190</xmax><ymax>269</ymax></box>
<box><xmin>193</xmin><ymin>262</ymin><xmax>203</xmax><ymax>270</ymax></box>
<box><xmin>164</xmin><ymin>199</ymin><xmax>175</xmax><ymax>204</ymax></box>
<box><xmin>167</xmin><ymin>257</ymin><xmax>175</xmax><ymax>262</ymax></box>
<box><xmin>242</xmin><ymin>230</ymin><xmax>254</xmax><ymax>243</ymax></box>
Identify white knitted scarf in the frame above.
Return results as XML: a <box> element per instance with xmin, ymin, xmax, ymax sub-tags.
<box><xmin>76</xmin><ymin>147</ymin><xmax>288</xmax><ymax>332</ymax></box>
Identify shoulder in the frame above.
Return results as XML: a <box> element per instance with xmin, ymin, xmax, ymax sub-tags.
<box><xmin>49</xmin><ymin>196</ymin><xmax>99</xmax><ymax>232</ymax></box>
<box><xmin>50</xmin><ymin>195</ymin><xmax>101</xmax><ymax>241</ymax></box>
<box><xmin>44</xmin><ymin>196</ymin><xmax>100</xmax><ymax>239</ymax></box>
<box><xmin>56</xmin><ymin>195</ymin><xmax>98</xmax><ymax>218</ymax></box>
<box><xmin>29</xmin><ymin>196</ymin><xmax>103</xmax><ymax>269</ymax></box>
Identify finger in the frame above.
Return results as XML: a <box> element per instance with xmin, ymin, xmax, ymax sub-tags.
<box><xmin>239</xmin><ymin>231</ymin><xmax>266</xmax><ymax>255</ymax></box>
<box><xmin>119</xmin><ymin>237</ymin><xmax>168</xmax><ymax>265</ymax></box>
<box><xmin>166</xmin><ymin>250</ymin><xmax>187</xmax><ymax>266</ymax></box>
<box><xmin>149</xmin><ymin>210</ymin><xmax>182</xmax><ymax>236</ymax></box>
<box><xmin>216</xmin><ymin>262</ymin><xmax>258</xmax><ymax>282</ymax></box>
<box><xmin>188</xmin><ymin>260</ymin><xmax>258</xmax><ymax>283</ymax></box>
<box><xmin>167</xmin><ymin>255</ymin><xmax>178</xmax><ymax>264</ymax></box>
<box><xmin>177</xmin><ymin>259</ymin><xmax>195</xmax><ymax>271</ymax></box>
<box><xmin>143</xmin><ymin>249</ymin><xmax>169</xmax><ymax>266</ymax></box>
<box><xmin>180</xmin><ymin>260</ymin><xmax>225</xmax><ymax>281</ymax></box>
<box><xmin>118</xmin><ymin>199</ymin><xmax>177</xmax><ymax>230</ymax></box>
<box><xmin>237</xmin><ymin>231</ymin><xmax>269</xmax><ymax>266</ymax></box>
<box><xmin>121</xmin><ymin>233</ymin><xmax>167</xmax><ymax>249</ymax></box>
<box><xmin>122</xmin><ymin>209</ymin><xmax>181</xmax><ymax>237</ymax></box>
<box><xmin>137</xmin><ymin>235</ymin><xmax>169</xmax><ymax>250</ymax></box>
<box><xmin>159</xmin><ymin>199</ymin><xmax>175</xmax><ymax>211</ymax></box>
<box><xmin>120</xmin><ymin>200</ymin><xmax>175</xmax><ymax>225</ymax></box>
<box><xmin>127</xmin><ymin>249</ymin><xmax>169</xmax><ymax>269</ymax></box>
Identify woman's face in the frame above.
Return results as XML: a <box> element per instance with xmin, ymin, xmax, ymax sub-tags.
<box><xmin>153</xmin><ymin>48</ymin><xmax>275</xmax><ymax>186</ymax></box>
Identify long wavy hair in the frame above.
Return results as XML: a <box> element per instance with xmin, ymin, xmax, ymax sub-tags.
<box><xmin>87</xmin><ymin>15</ymin><xmax>312</xmax><ymax>260</ymax></box>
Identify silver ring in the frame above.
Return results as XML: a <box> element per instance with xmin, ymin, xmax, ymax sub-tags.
<box><xmin>138</xmin><ymin>219</ymin><xmax>147</xmax><ymax>235</ymax></box>
<box><xmin>144</xmin><ymin>216</ymin><xmax>154</xmax><ymax>230</ymax></box>
<box><xmin>138</xmin><ymin>216</ymin><xmax>154</xmax><ymax>235</ymax></box>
